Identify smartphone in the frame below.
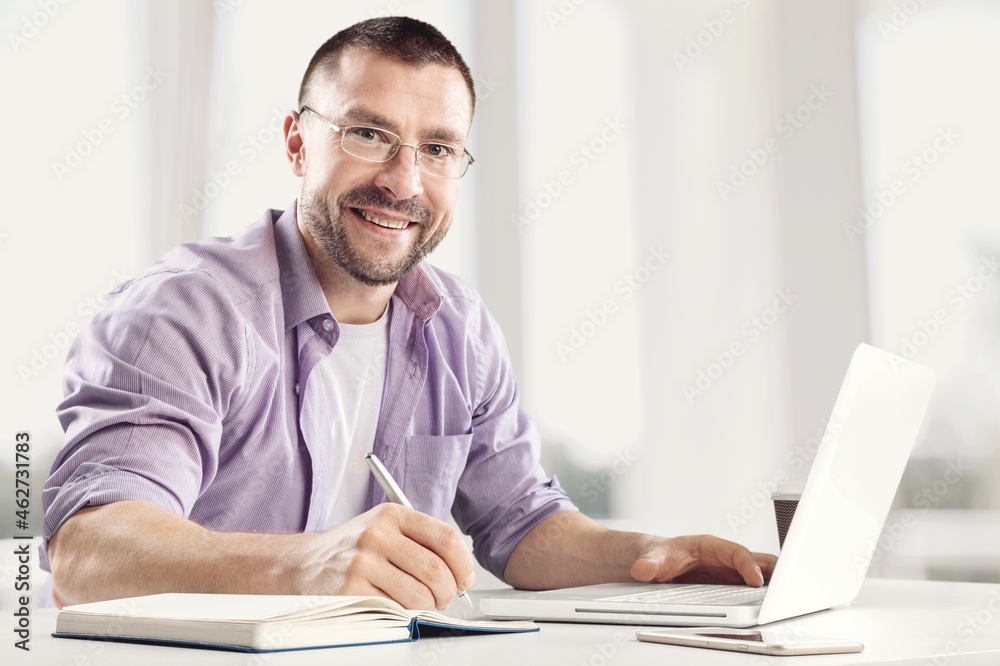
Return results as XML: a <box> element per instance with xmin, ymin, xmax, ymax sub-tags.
<box><xmin>635</xmin><ymin>628</ymin><xmax>864</xmax><ymax>656</ymax></box>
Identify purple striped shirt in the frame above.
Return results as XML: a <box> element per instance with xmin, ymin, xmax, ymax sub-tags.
<box><xmin>41</xmin><ymin>204</ymin><xmax>574</xmax><ymax>580</ymax></box>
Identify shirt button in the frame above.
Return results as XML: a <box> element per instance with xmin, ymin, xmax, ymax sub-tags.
<box><xmin>322</xmin><ymin>318</ymin><xmax>334</xmax><ymax>331</ymax></box>
<box><xmin>294</xmin><ymin>382</ymin><xmax>300</xmax><ymax>395</ymax></box>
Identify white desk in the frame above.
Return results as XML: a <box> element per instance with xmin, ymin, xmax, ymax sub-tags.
<box><xmin>6</xmin><ymin>578</ymin><xmax>1000</xmax><ymax>665</ymax></box>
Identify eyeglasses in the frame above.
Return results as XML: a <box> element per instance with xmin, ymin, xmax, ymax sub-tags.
<box><xmin>299</xmin><ymin>106</ymin><xmax>475</xmax><ymax>179</ymax></box>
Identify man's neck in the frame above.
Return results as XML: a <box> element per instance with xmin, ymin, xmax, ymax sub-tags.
<box><xmin>297</xmin><ymin>222</ymin><xmax>396</xmax><ymax>326</ymax></box>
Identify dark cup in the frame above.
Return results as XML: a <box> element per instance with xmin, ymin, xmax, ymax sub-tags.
<box><xmin>771</xmin><ymin>492</ymin><xmax>801</xmax><ymax>549</ymax></box>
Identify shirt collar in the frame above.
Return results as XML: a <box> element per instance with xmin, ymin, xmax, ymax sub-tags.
<box><xmin>394</xmin><ymin>263</ymin><xmax>443</xmax><ymax>322</ymax></box>
<box><xmin>274</xmin><ymin>201</ymin><xmax>444</xmax><ymax>329</ymax></box>
<box><xmin>274</xmin><ymin>203</ymin><xmax>331</xmax><ymax>331</ymax></box>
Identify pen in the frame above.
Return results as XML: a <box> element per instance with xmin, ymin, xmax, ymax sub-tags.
<box><xmin>365</xmin><ymin>452</ymin><xmax>473</xmax><ymax>608</ymax></box>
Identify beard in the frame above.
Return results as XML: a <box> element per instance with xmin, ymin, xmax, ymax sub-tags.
<box><xmin>298</xmin><ymin>183</ymin><xmax>450</xmax><ymax>287</ymax></box>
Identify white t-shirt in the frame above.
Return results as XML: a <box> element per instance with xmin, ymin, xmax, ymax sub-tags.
<box><xmin>300</xmin><ymin>304</ymin><xmax>390</xmax><ymax>530</ymax></box>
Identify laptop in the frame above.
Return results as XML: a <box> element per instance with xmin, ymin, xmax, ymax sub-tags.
<box><xmin>480</xmin><ymin>343</ymin><xmax>935</xmax><ymax>627</ymax></box>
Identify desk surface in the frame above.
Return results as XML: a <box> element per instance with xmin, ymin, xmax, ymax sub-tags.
<box><xmin>6</xmin><ymin>578</ymin><xmax>1000</xmax><ymax>665</ymax></box>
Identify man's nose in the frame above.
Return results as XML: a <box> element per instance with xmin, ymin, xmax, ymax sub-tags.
<box><xmin>374</xmin><ymin>143</ymin><xmax>424</xmax><ymax>201</ymax></box>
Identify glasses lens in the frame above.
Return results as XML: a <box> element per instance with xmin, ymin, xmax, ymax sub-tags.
<box><xmin>416</xmin><ymin>145</ymin><xmax>471</xmax><ymax>179</ymax></box>
<box><xmin>341</xmin><ymin>126</ymin><xmax>398</xmax><ymax>161</ymax></box>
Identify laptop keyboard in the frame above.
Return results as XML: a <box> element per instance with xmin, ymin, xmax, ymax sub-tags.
<box><xmin>598</xmin><ymin>585</ymin><xmax>768</xmax><ymax>606</ymax></box>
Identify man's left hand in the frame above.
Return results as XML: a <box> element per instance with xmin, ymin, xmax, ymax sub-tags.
<box><xmin>629</xmin><ymin>535</ymin><xmax>777</xmax><ymax>586</ymax></box>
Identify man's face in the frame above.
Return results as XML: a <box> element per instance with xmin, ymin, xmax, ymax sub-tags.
<box><xmin>292</xmin><ymin>48</ymin><xmax>473</xmax><ymax>287</ymax></box>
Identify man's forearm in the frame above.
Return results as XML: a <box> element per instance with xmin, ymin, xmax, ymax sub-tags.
<box><xmin>504</xmin><ymin>511</ymin><xmax>774</xmax><ymax>590</ymax></box>
<box><xmin>48</xmin><ymin>501</ymin><xmax>307</xmax><ymax>607</ymax></box>
<box><xmin>502</xmin><ymin>511</ymin><xmax>653</xmax><ymax>590</ymax></box>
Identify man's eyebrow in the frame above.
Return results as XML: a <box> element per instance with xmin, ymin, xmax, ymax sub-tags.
<box><xmin>341</xmin><ymin>106</ymin><xmax>398</xmax><ymax>130</ymax></box>
<box><xmin>341</xmin><ymin>106</ymin><xmax>466</xmax><ymax>146</ymax></box>
<box><xmin>422</xmin><ymin>127</ymin><xmax>465</xmax><ymax>145</ymax></box>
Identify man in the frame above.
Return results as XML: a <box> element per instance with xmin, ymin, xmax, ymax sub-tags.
<box><xmin>42</xmin><ymin>17</ymin><xmax>774</xmax><ymax>610</ymax></box>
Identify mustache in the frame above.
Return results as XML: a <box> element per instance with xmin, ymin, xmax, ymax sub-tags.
<box><xmin>338</xmin><ymin>184</ymin><xmax>431</xmax><ymax>224</ymax></box>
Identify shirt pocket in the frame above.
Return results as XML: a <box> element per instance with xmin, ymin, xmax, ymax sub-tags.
<box><xmin>402</xmin><ymin>433</ymin><xmax>474</xmax><ymax>521</ymax></box>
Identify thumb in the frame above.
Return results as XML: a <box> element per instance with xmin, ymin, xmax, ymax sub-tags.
<box><xmin>628</xmin><ymin>538</ymin><xmax>701</xmax><ymax>583</ymax></box>
<box><xmin>630</xmin><ymin>555</ymin><xmax>661</xmax><ymax>582</ymax></box>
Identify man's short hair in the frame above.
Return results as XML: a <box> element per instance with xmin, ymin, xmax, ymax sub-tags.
<box><xmin>298</xmin><ymin>16</ymin><xmax>476</xmax><ymax>115</ymax></box>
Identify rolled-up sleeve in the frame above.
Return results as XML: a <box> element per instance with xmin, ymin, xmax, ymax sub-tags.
<box><xmin>452</xmin><ymin>301</ymin><xmax>577</xmax><ymax>581</ymax></box>
<box><xmin>41</xmin><ymin>268</ymin><xmax>247</xmax><ymax>571</ymax></box>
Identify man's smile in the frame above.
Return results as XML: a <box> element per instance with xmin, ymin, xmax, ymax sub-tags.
<box><xmin>351</xmin><ymin>206</ymin><xmax>418</xmax><ymax>231</ymax></box>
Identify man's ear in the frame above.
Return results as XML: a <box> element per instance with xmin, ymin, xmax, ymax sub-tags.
<box><xmin>284</xmin><ymin>109</ymin><xmax>306</xmax><ymax>177</ymax></box>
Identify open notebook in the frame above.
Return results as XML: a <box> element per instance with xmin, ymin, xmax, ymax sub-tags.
<box><xmin>53</xmin><ymin>593</ymin><xmax>537</xmax><ymax>653</ymax></box>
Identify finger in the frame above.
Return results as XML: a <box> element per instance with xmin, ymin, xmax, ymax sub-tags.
<box><xmin>354</xmin><ymin>551</ymin><xmax>440</xmax><ymax>610</ymax></box>
<box><xmin>372</xmin><ymin>506</ymin><xmax>475</xmax><ymax>608</ymax></box>
<box><xmin>703</xmin><ymin>537</ymin><xmax>766</xmax><ymax>586</ymax></box>
<box><xmin>629</xmin><ymin>541</ymin><xmax>696</xmax><ymax>583</ymax></box>
<box><xmin>728</xmin><ymin>547</ymin><xmax>777</xmax><ymax>586</ymax></box>
<box><xmin>353</xmin><ymin>505</ymin><xmax>467</xmax><ymax>609</ymax></box>
<box><xmin>336</xmin><ymin>578</ymin><xmax>397</xmax><ymax>602</ymax></box>
<box><xmin>395</xmin><ymin>509</ymin><xmax>476</xmax><ymax>590</ymax></box>
<box><xmin>383</xmin><ymin>535</ymin><xmax>460</xmax><ymax>609</ymax></box>
<box><xmin>753</xmin><ymin>551</ymin><xmax>778</xmax><ymax>581</ymax></box>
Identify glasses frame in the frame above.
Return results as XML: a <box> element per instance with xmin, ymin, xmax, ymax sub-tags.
<box><xmin>299</xmin><ymin>105</ymin><xmax>475</xmax><ymax>179</ymax></box>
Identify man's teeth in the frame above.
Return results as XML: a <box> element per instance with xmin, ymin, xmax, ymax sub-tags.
<box><xmin>359</xmin><ymin>209</ymin><xmax>410</xmax><ymax>229</ymax></box>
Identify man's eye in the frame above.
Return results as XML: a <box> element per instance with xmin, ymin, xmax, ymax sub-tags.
<box><xmin>350</xmin><ymin>127</ymin><xmax>388</xmax><ymax>143</ymax></box>
<box><xmin>421</xmin><ymin>143</ymin><xmax>455</xmax><ymax>159</ymax></box>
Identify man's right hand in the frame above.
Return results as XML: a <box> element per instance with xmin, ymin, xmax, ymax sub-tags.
<box><xmin>297</xmin><ymin>503</ymin><xmax>476</xmax><ymax>610</ymax></box>
<box><xmin>48</xmin><ymin>501</ymin><xmax>475</xmax><ymax>609</ymax></box>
